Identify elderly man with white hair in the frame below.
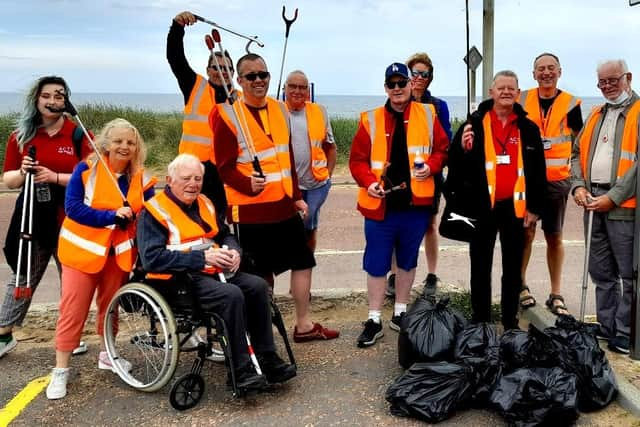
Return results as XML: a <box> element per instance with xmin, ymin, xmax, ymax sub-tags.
<box><xmin>571</xmin><ymin>59</ymin><xmax>639</xmax><ymax>354</ymax></box>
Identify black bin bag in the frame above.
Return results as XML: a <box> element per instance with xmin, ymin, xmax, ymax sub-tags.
<box><xmin>398</xmin><ymin>295</ymin><xmax>467</xmax><ymax>368</ymax></box>
<box><xmin>386</xmin><ymin>361</ymin><xmax>473</xmax><ymax>423</ymax></box>
<box><xmin>490</xmin><ymin>367</ymin><xmax>579</xmax><ymax>427</ymax></box>
<box><xmin>544</xmin><ymin>315</ymin><xmax>618</xmax><ymax>411</ymax></box>
<box><xmin>499</xmin><ymin>325</ymin><xmax>558</xmax><ymax>373</ymax></box>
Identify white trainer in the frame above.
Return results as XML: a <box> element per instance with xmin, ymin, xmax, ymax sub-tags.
<box><xmin>98</xmin><ymin>351</ymin><xmax>132</xmax><ymax>373</ymax></box>
<box><xmin>0</xmin><ymin>336</ymin><xmax>17</xmax><ymax>358</ymax></box>
<box><xmin>46</xmin><ymin>368</ymin><xmax>70</xmax><ymax>400</ymax></box>
<box><xmin>72</xmin><ymin>341</ymin><xmax>88</xmax><ymax>356</ymax></box>
<box><xmin>181</xmin><ymin>332</ymin><xmax>225</xmax><ymax>362</ymax></box>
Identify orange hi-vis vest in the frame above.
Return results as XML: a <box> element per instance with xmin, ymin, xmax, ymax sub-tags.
<box><xmin>578</xmin><ymin>99</ymin><xmax>640</xmax><ymax>209</ymax></box>
<box><xmin>303</xmin><ymin>102</ymin><xmax>330</xmax><ymax>181</ymax></box>
<box><xmin>482</xmin><ymin>114</ymin><xmax>527</xmax><ymax>218</ymax></box>
<box><xmin>179</xmin><ymin>75</ymin><xmax>216</xmax><ymax>163</ymax></box>
<box><xmin>357</xmin><ymin>102</ymin><xmax>436</xmax><ymax>214</ymax></box>
<box><xmin>519</xmin><ymin>89</ymin><xmax>581</xmax><ymax>181</ymax></box>
<box><xmin>217</xmin><ymin>97</ymin><xmax>294</xmax><ymax>221</ymax></box>
<box><xmin>143</xmin><ymin>191</ymin><xmax>220</xmax><ymax>280</ymax></box>
<box><xmin>58</xmin><ymin>159</ymin><xmax>156</xmax><ymax>273</ymax></box>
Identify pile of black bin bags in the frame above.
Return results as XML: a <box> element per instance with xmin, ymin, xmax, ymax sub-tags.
<box><xmin>387</xmin><ymin>295</ymin><xmax>618</xmax><ymax>426</ymax></box>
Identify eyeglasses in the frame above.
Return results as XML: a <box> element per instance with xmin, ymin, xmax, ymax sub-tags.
<box><xmin>242</xmin><ymin>71</ymin><xmax>271</xmax><ymax>81</ymax></box>
<box><xmin>411</xmin><ymin>70</ymin><xmax>432</xmax><ymax>79</ymax></box>
<box><xmin>385</xmin><ymin>79</ymin><xmax>409</xmax><ymax>89</ymax></box>
<box><xmin>597</xmin><ymin>73</ymin><xmax>627</xmax><ymax>89</ymax></box>
<box><xmin>286</xmin><ymin>83</ymin><xmax>308</xmax><ymax>91</ymax></box>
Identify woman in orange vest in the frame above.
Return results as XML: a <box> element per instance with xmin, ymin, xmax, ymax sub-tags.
<box><xmin>46</xmin><ymin>118</ymin><xmax>156</xmax><ymax>400</ymax></box>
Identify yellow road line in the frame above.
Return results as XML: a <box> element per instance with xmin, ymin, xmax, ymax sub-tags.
<box><xmin>0</xmin><ymin>375</ymin><xmax>50</xmax><ymax>427</ymax></box>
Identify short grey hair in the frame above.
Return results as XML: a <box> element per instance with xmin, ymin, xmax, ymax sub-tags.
<box><xmin>597</xmin><ymin>59</ymin><xmax>629</xmax><ymax>74</ymax></box>
<box><xmin>492</xmin><ymin>70</ymin><xmax>519</xmax><ymax>86</ymax></box>
<box><xmin>285</xmin><ymin>69</ymin><xmax>308</xmax><ymax>84</ymax></box>
<box><xmin>167</xmin><ymin>153</ymin><xmax>204</xmax><ymax>179</ymax></box>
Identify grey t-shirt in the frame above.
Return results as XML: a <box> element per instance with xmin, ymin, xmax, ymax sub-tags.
<box><xmin>289</xmin><ymin>107</ymin><xmax>335</xmax><ymax>190</ymax></box>
<box><xmin>591</xmin><ymin>105</ymin><xmax>625</xmax><ymax>184</ymax></box>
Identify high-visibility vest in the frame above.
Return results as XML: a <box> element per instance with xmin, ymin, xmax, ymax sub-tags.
<box><xmin>578</xmin><ymin>100</ymin><xmax>640</xmax><ymax>209</ymax></box>
<box><xmin>179</xmin><ymin>75</ymin><xmax>216</xmax><ymax>163</ymax></box>
<box><xmin>58</xmin><ymin>159</ymin><xmax>156</xmax><ymax>273</ymax></box>
<box><xmin>143</xmin><ymin>192</ymin><xmax>220</xmax><ymax>280</ymax></box>
<box><xmin>519</xmin><ymin>89</ymin><xmax>580</xmax><ymax>181</ymax></box>
<box><xmin>303</xmin><ymin>102</ymin><xmax>330</xmax><ymax>181</ymax></box>
<box><xmin>356</xmin><ymin>102</ymin><xmax>436</xmax><ymax>212</ymax></box>
<box><xmin>217</xmin><ymin>97</ymin><xmax>294</xmax><ymax>218</ymax></box>
<box><xmin>482</xmin><ymin>114</ymin><xmax>527</xmax><ymax>218</ymax></box>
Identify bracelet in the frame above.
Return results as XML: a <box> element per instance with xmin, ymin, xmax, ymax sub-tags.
<box><xmin>56</xmin><ymin>173</ymin><xmax>59</xmax><ymax>185</ymax></box>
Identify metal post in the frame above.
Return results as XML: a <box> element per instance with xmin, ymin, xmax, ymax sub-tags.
<box><xmin>470</xmin><ymin>69</ymin><xmax>476</xmax><ymax>111</ymax></box>
<box><xmin>482</xmin><ymin>0</ymin><xmax>494</xmax><ymax>99</ymax></box>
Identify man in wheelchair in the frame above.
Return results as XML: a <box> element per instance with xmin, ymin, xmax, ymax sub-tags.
<box><xmin>136</xmin><ymin>154</ymin><xmax>296</xmax><ymax>390</ymax></box>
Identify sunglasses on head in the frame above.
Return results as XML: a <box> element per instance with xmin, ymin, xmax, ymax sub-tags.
<box><xmin>411</xmin><ymin>70</ymin><xmax>432</xmax><ymax>79</ymax></box>
<box><xmin>385</xmin><ymin>79</ymin><xmax>409</xmax><ymax>89</ymax></box>
<box><xmin>242</xmin><ymin>71</ymin><xmax>271</xmax><ymax>81</ymax></box>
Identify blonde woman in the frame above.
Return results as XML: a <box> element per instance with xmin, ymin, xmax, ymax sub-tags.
<box><xmin>46</xmin><ymin>118</ymin><xmax>157</xmax><ymax>399</ymax></box>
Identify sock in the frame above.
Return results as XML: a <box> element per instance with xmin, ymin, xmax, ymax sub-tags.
<box><xmin>394</xmin><ymin>303</ymin><xmax>407</xmax><ymax>316</ymax></box>
<box><xmin>0</xmin><ymin>333</ymin><xmax>12</xmax><ymax>342</ymax></box>
<box><xmin>368</xmin><ymin>310</ymin><xmax>382</xmax><ymax>324</ymax></box>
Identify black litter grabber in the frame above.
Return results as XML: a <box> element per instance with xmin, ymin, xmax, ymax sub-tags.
<box><xmin>194</xmin><ymin>14</ymin><xmax>264</xmax><ymax>53</ymax></box>
<box><xmin>275</xmin><ymin>6</ymin><xmax>298</xmax><ymax>100</ymax></box>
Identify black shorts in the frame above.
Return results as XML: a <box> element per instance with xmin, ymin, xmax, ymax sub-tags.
<box><xmin>539</xmin><ymin>179</ymin><xmax>571</xmax><ymax>234</ymax></box>
<box><xmin>236</xmin><ymin>215</ymin><xmax>316</xmax><ymax>277</ymax></box>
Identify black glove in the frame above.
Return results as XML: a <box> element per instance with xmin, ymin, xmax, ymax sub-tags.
<box><xmin>114</xmin><ymin>215</ymin><xmax>131</xmax><ymax>230</ymax></box>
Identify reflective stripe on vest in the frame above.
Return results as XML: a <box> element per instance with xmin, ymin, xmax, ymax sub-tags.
<box><xmin>356</xmin><ymin>102</ymin><xmax>436</xmax><ymax>212</ymax></box>
<box><xmin>217</xmin><ymin>98</ymin><xmax>294</xmax><ymax>211</ymax></box>
<box><xmin>520</xmin><ymin>89</ymin><xmax>580</xmax><ymax>181</ymax></box>
<box><xmin>58</xmin><ymin>160</ymin><xmax>152</xmax><ymax>273</ymax></box>
<box><xmin>482</xmin><ymin>114</ymin><xmax>527</xmax><ymax>218</ymax></box>
<box><xmin>578</xmin><ymin>100</ymin><xmax>640</xmax><ymax>208</ymax></box>
<box><xmin>179</xmin><ymin>75</ymin><xmax>215</xmax><ymax>163</ymax></box>
<box><xmin>144</xmin><ymin>192</ymin><xmax>220</xmax><ymax>279</ymax></box>
<box><xmin>304</xmin><ymin>102</ymin><xmax>330</xmax><ymax>181</ymax></box>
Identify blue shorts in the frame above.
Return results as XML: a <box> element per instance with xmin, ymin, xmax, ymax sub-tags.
<box><xmin>301</xmin><ymin>179</ymin><xmax>331</xmax><ymax>231</ymax></box>
<box><xmin>363</xmin><ymin>209</ymin><xmax>431</xmax><ymax>277</ymax></box>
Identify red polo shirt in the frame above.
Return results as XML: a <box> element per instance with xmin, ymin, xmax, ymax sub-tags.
<box><xmin>489</xmin><ymin>110</ymin><xmax>520</xmax><ymax>201</ymax></box>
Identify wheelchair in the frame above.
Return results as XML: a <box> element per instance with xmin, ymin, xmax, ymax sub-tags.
<box><xmin>102</xmin><ymin>271</ymin><xmax>296</xmax><ymax>410</ymax></box>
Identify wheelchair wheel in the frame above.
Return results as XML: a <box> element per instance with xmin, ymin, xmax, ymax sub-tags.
<box><xmin>169</xmin><ymin>373</ymin><xmax>205</xmax><ymax>410</ymax></box>
<box><xmin>104</xmin><ymin>282</ymin><xmax>179</xmax><ymax>392</ymax></box>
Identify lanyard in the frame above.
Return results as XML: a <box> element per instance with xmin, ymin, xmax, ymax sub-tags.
<box><xmin>493</xmin><ymin>121</ymin><xmax>514</xmax><ymax>155</ymax></box>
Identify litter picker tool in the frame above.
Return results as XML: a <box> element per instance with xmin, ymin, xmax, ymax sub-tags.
<box><xmin>14</xmin><ymin>146</ymin><xmax>37</xmax><ymax>300</ymax></box>
<box><xmin>465</xmin><ymin>0</ymin><xmax>471</xmax><ymax>118</ymax></box>
<box><xmin>275</xmin><ymin>6</ymin><xmax>298</xmax><ymax>100</ymax></box>
<box><xmin>205</xmin><ymin>31</ymin><xmax>264</xmax><ymax>178</ymax></box>
<box><xmin>194</xmin><ymin>14</ymin><xmax>264</xmax><ymax>53</ymax></box>
<box><xmin>579</xmin><ymin>200</ymin><xmax>594</xmax><ymax>322</ymax></box>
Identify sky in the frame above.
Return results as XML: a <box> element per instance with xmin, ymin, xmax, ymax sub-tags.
<box><xmin>1</xmin><ymin>0</ymin><xmax>639</xmax><ymax>98</ymax></box>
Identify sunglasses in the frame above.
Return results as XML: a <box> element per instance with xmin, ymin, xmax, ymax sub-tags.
<box><xmin>385</xmin><ymin>79</ymin><xmax>409</xmax><ymax>89</ymax></box>
<box><xmin>242</xmin><ymin>71</ymin><xmax>271</xmax><ymax>81</ymax></box>
<box><xmin>411</xmin><ymin>70</ymin><xmax>432</xmax><ymax>79</ymax></box>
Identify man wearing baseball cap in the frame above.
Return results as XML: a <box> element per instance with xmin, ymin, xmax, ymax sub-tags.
<box><xmin>349</xmin><ymin>62</ymin><xmax>449</xmax><ymax>347</ymax></box>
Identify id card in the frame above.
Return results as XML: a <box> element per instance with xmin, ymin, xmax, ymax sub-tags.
<box><xmin>542</xmin><ymin>139</ymin><xmax>552</xmax><ymax>150</ymax></box>
<box><xmin>496</xmin><ymin>154</ymin><xmax>511</xmax><ymax>165</ymax></box>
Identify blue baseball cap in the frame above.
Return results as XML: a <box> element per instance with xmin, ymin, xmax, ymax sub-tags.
<box><xmin>385</xmin><ymin>62</ymin><xmax>409</xmax><ymax>81</ymax></box>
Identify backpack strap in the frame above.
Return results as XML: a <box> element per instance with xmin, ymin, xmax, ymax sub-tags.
<box><xmin>71</xmin><ymin>126</ymin><xmax>84</xmax><ymax>160</ymax></box>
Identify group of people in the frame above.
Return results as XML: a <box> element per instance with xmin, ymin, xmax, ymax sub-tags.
<box><xmin>0</xmin><ymin>9</ymin><xmax>638</xmax><ymax>404</ymax></box>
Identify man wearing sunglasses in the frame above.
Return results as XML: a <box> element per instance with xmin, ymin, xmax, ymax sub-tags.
<box><xmin>386</xmin><ymin>53</ymin><xmax>453</xmax><ymax>300</ymax></box>
<box><xmin>284</xmin><ymin>70</ymin><xmax>337</xmax><ymax>253</ymax></box>
<box><xmin>349</xmin><ymin>63</ymin><xmax>448</xmax><ymax>347</ymax></box>
<box><xmin>212</xmin><ymin>54</ymin><xmax>340</xmax><ymax>344</ymax></box>
<box><xmin>518</xmin><ymin>53</ymin><xmax>583</xmax><ymax>318</ymax></box>
<box><xmin>571</xmin><ymin>59</ymin><xmax>639</xmax><ymax>355</ymax></box>
<box><xmin>167</xmin><ymin>11</ymin><xmax>238</xmax><ymax>217</ymax></box>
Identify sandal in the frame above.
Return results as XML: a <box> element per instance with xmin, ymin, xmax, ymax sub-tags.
<box><xmin>545</xmin><ymin>294</ymin><xmax>570</xmax><ymax>316</ymax></box>
<box><xmin>519</xmin><ymin>286</ymin><xmax>536</xmax><ymax>309</ymax></box>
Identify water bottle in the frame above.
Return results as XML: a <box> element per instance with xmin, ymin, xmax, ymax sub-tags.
<box><xmin>222</xmin><ymin>245</ymin><xmax>236</xmax><ymax>280</ymax></box>
<box><xmin>35</xmin><ymin>182</ymin><xmax>52</xmax><ymax>202</ymax></box>
<box><xmin>413</xmin><ymin>151</ymin><xmax>425</xmax><ymax>171</ymax></box>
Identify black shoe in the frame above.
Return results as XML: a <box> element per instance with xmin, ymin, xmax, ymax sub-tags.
<box><xmin>389</xmin><ymin>313</ymin><xmax>405</xmax><ymax>332</ymax></box>
<box><xmin>608</xmin><ymin>336</ymin><xmax>630</xmax><ymax>354</ymax></box>
<box><xmin>385</xmin><ymin>274</ymin><xmax>396</xmax><ymax>298</ymax></box>
<box><xmin>228</xmin><ymin>364</ymin><xmax>268</xmax><ymax>390</ymax></box>
<box><xmin>423</xmin><ymin>273</ymin><xmax>438</xmax><ymax>296</ymax></box>
<box><xmin>357</xmin><ymin>319</ymin><xmax>383</xmax><ymax>348</ymax></box>
<box><xmin>256</xmin><ymin>351</ymin><xmax>297</xmax><ymax>384</ymax></box>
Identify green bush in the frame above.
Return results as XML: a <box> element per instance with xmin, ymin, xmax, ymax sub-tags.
<box><xmin>330</xmin><ymin>117</ymin><xmax>358</xmax><ymax>164</ymax></box>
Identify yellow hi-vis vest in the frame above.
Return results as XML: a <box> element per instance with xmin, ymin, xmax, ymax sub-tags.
<box><xmin>179</xmin><ymin>75</ymin><xmax>216</xmax><ymax>163</ymax></box>
<box><xmin>143</xmin><ymin>192</ymin><xmax>220</xmax><ymax>280</ymax></box>
<box><xmin>304</xmin><ymin>102</ymin><xmax>330</xmax><ymax>181</ymax></box>
<box><xmin>519</xmin><ymin>89</ymin><xmax>581</xmax><ymax>181</ymax></box>
<box><xmin>58</xmin><ymin>159</ymin><xmax>156</xmax><ymax>273</ymax></box>
<box><xmin>217</xmin><ymin>97</ymin><xmax>294</xmax><ymax>217</ymax></box>
<box><xmin>356</xmin><ymin>102</ymin><xmax>436</xmax><ymax>212</ymax></box>
<box><xmin>578</xmin><ymin>100</ymin><xmax>640</xmax><ymax>209</ymax></box>
<box><xmin>482</xmin><ymin>114</ymin><xmax>527</xmax><ymax>218</ymax></box>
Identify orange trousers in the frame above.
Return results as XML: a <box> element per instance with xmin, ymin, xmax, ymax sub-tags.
<box><xmin>54</xmin><ymin>256</ymin><xmax>129</xmax><ymax>352</ymax></box>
